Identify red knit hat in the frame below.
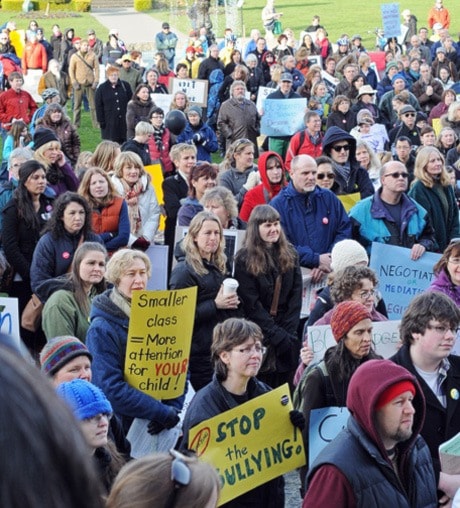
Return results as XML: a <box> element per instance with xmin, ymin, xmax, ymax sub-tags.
<box><xmin>330</xmin><ymin>301</ymin><xmax>372</xmax><ymax>342</ymax></box>
<box><xmin>376</xmin><ymin>380</ymin><xmax>416</xmax><ymax>410</ymax></box>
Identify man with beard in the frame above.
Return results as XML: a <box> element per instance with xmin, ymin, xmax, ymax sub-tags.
<box><xmin>68</xmin><ymin>39</ymin><xmax>99</xmax><ymax>128</ymax></box>
<box><xmin>217</xmin><ymin>80</ymin><xmax>260</xmax><ymax>156</ymax></box>
<box><xmin>303</xmin><ymin>359</ymin><xmax>437</xmax><ymax>507</ymax></box>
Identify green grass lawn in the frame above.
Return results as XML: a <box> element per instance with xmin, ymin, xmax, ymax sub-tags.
<box><xmin>153</xmin><ymin>0</ymin><xmax>459</xmax><ymax>49</ymax></box>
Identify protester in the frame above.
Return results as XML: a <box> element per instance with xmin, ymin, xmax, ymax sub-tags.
<box><xmin>408</xmin><ymin>146</ymin><xmax>459</xmax><ymax>251</ymax></box>
<box><xmin>303</xmin><ymin>359</ymin><xmax>437</xmax><ymax>507</ymax></box>
<box><xmin>87</xmin><ymin>249</ymin><xmax>185</xmax><ymax>434</ymax></box>
<box><xmin>391</xmin><ymin>291</ymin><xmax>460</xmax><ymax>503</ymax></box>
<box><xmin>111</xmin><ymin>151</ymin><xmax>160</xmax><ymax>250</ymax></box>
<box><xmin>56</xmin><ymin>379</ymin><xmax>125</xmax><ymax>493</ymax></box>
<box><xmin>147</xmin><ymin>107</ymin><xmax>173</xmax><ymax>175</ymax></box>
<box><xmin>427</xmin><ymin>240</ymin><xmax>460</xmax><ymax>305</ymax></box>
<box><xmin>234</xmin><ymin>205</ymin><xmax>301</xmax><ymax>389</ymax></box>
<box><xmin>33</xmin><ymin>127</ymin><xmax>79</xmax><ymax>196</ymax></box>
<box><xmin>42</xmin><ymin>242</ymin><xmax>107</xmax><ymax>341</ymax></box>
<box><xmin>177</xmin><ymin>163</ymin><xmax>218</xmax><ymax>226</ymax></box>
<box><xmin>169</xmin><ymin>212</ymin><xmax>240</xmax><ymax>390</ymax></box>
<box><xmin>181</xmin><ymin>318</ymin><xmax>303</xmax><ymax>507</ymax></box>
<box><xmin>30</xmin><ymin>192</ymin><xmax>101</xmax><ymax>301</ymax></box>
<box><xmin>201</xmin><ymin>186</ymin><xmax>243</xmax><ymax>231</ymax></box>
<box><xmin>0</xmin><ymin>72</ymin><xmax>37</xmax><ymax>132</ymax></box>
<box><xmin>78</xmin><ymin>167</ymin><xmax>129</xmax><ymax>255</ymax></box>
<box><xmin>126</xmin><ymin>83</ymin><xmax>155</xmax><ymax>140</ymax></box>
<box><xmin>91</xmin><ymin>140</ymin><xmax>120</xmax><ymax>175</ymax></box>
<box><xmin>39</xmin><ymin>103</ymin><xmax>80</xmax><ymax>166</ymax></box>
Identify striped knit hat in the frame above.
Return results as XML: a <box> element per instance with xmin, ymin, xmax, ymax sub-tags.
<box><xmin>40</xmin><ymin>336</ymin><xmax>92</xmax><ymax>376</ymax></box>
<box><xmin>330</xmin><ymin>301</ymin><xmax>372</xmax><ymax>342</ymax></box>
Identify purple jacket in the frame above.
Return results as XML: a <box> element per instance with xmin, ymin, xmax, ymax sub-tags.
<box><xmin>427</xmin><ymin>269</ymin><xmax>460</xmax><ymax>306</ymax></box>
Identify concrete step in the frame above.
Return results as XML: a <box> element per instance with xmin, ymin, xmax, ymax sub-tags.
<box><xmin>91</xmin><ymin>1</ymin><xmax>134</xmax><ymax>10</ymax></box>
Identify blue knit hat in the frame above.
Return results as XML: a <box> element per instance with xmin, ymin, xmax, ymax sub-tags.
<box><xmin>391</xmin><ymin>72</ymin><xmax>407</xmax><ymax>86</ymax></box>
<box><xmin>56</xmin><ymin>379</ymin><xmax>112</xmax><ymax>420</ymax></box>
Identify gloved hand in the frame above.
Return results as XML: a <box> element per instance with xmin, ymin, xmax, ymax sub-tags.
<box><xmin>132</xmin><ymin>236</ymin><xmax>151</xmax><ymax>251</ymax></box>
<box><xmin>147</xmin><ymin>409</ymin><xmax>180</xmax><ymax>435</ymax></box>
<box><xmin>73</xmin><ymin>82</ymin><xmax>81</xmax><ymax>91</ymax></box>
<box><xmin>192</xmin><ymin>133</ymin><xmax>203</xmax><ymax>145</ymax></box>
<box><xmin>243</xmin><ymin>170</ymin><xmax>259</xmax><ymax>191</ymax></box>
<box><xmin>289</xmin><ymin>410</ymin><xmax>305</xmax><ymax>431</ymax></box>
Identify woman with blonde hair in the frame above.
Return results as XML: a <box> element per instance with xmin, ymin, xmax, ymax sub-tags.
<box><xmin>78</xmin><ymin>167</ymin><xmax>129</xmax><ymax>254</ymax></box>
<box><xmin>169</xmin><ymin>91</ymin><xmax>189</xmax><ymax>113</ymax></box>
<box><xmin>111</xmin><ymin>151</ymin><xmax>160</xmax><ymax>250</ymax></box>
<box><xmin>409</xmin><ymin>146</ymin><xmax>459</xmax><ymax>251</ymax></box>
<box><xmin>355</xmin><ymin>140</ymin><xmax>382</xmax><ymax>190</ymax></box>
<box><xmin>169</xmin><ymin>211</ymin><xmax>240</xmax><ymax>390</ymax></box>
<box><xmin>90</xmin><ymin>140</ymin><xmax>120</xmax><ymax>175</ymax></box>
<box><xmin>106</xmin><ymin>451</ymin><xmax>221</xmax><ymax>508</ymax></box>
<box><xmin>33</xmin><ymin>128</ymin><xmax>79</xmax><ymax>196</ymax></box>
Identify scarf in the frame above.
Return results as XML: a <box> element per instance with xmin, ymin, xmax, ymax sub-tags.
<box><xmin>109</xmin><ymin>286</ymin><xmax>132</xmax><ymax>318</ymax></box>
<box><xmin>153</xmin><ymin>124</ymin><xmax>165</xmax><ymax>151</ymax></box>
<box><xmin>120</xmin><ymin>178</ymin><xmax>142</xmax><ymax>235</ymax></box>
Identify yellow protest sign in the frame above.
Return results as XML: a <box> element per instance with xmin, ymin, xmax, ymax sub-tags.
<box><xmin>144</xmin><ymin>164</ymin><xmax>165</xmax><ymax>231</ymax></box>
<box><xmin>188</xmin><ymin>384</ymin><xmax>306</xmax><ymax>506</ymax></box>
<box><xmin>124</xmin><ymin>287</ymin><xmax>197</xmax><ymax>398</ymax></box>
<box><xmin>338</xmin><ymin>192</ymin><xmax>361</xmax><ymax>212</ymax></box>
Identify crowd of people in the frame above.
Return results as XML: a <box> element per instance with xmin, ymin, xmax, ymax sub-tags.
<box><xmin>1</xmin><ymin>2</ymin><xmax>460</xmax><ymax>507</ymax></box>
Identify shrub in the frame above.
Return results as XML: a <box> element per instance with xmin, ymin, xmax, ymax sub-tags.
<box><xmin>134</xmin><ymin>0</ymin><xmax>152</xmax><ymax>11</ymax></box>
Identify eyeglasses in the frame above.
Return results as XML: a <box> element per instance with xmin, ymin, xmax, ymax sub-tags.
<box><xmin>165</xmin><ymin>449</ymin><xmax>191</xmax><ymax>508</ymax></box>
<box><xmin>403</xmin><ymin>113</ymin><xmax>416</xmax><ymax>117</ymax></box>
<box><xmin>357</xmin><ymin>289</ymin><xmax>375</xmax><ymax>300</ymax></box>
<box><xmin>83</xmin><ymin>412</ymin><xmax>113</xmax><ymax>424</ymax></box>
<box><xmin>233</xmin><ymin>344</ymin><xmax>267</xmax><ymax>356</ymax></box>
<box><xmin>384</xmin><ymin>171</ymin><xmax>409</xmax><ymax>179</ymax></box>
<box><xmin>448</xmin><ymin>257</ymin><xmax>460</xmax><ymax>265</ymax></box>
<box><xmin>331</xmin><ymin>144</ymin><xmax>350</xmax><ymax>152</ymax></box>
<box><xmin>426</xmin><ymin>324</ymin><xmax>459</xmax><ymax>335</ymax></box>
<box><xmin>317</xmin><ymin>172</ymin><xmax>335</xmax><ymax>180</ymax></box>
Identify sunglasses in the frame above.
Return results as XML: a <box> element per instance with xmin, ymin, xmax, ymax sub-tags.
<box><xmin>165</xmin><ymin>449</ymin><xmax>192</xmax><ymax>508</ymax></box>
<box><xmin>384</xmin><ymin>171</ymin><xmax>409</xmax><ymax>179</ymax></box>
<box><xmin>403</xmin><ymin>113</ymin><xmax>416</xmax><ymax>117</ymax></box>
<box><xmin>317</xmin><ymin>172</ymin><xmax>335</xmax><ymax>180</ymax></box>
<box><xmin>331</xmin><ymin>144</ymin><xmax>350</xmax><ymax>152</ymax></box>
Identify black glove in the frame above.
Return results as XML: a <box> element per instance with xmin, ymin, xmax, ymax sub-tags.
<box><xmin>147</xmin><ymin>409</ymin><xmax>180</xmax><ymax>435</ymax></box>
<box><xmin>192</xmin><ymin>133</ymin><xmax>203</xmax><ymax>145</ymax></box>
<box><xmin>290</xmin><ymin>409</ymin><xmax>305</xmax><ymax>431</ymax></box>
<box><xmin>132</xmin><ymin>236</ymin><xmax>151</xmax><ymax>251</ymax></box>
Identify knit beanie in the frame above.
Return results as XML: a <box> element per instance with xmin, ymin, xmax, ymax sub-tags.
<box><xmin>385</xmin><ymin>61</ymin><xmax>398</xmax><ymax>74</ymax></box>
<box><xmin>330</xmin><ymin>301</ymin><xmax>372</xmax><ymax>342</ymax></box>
<box><xmin>40</xmin><ymin>336</ymin><xmax>92</xmax><ymax>376</ymax></box>
<box><xmin>375</xmin><ymin>380</ymin><xmax>416</xmax><ymax>410</ymax></box>
<box><xmin>56</xmin><ymin>379</ymin><xmax>112</xmax><ymax>420</ymax></box>
<box><xmin>331</xmin><ymin>240</ymin><xmax>368</xmax><ymax>273</ymax></box>
<box><xmin>188</xmin><ymin>105</ymin><xmax>202</xmax><ymax>118</ymax></box>
<box><xmin>33</xmin><ymin>128</ymin><xmax>59</xmax><ymax>151</ymax></box>
<box><xmin>391</xmin><ymin>72</ymin><xmax>406</xmax><ymax>85</ymax></box>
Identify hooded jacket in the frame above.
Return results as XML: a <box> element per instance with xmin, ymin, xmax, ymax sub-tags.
<box><xmin>239</xmin><ymin>151</ymin><xmax>286</xmax><ymax>222</ymax></box>
<box><xmin>427</xmin><ymin>268</ymin><xmax>460</xmax><ymax>306</ymax></box>
<box><xmin>322</xmin><ymin>126</ymin><xmax>374</xmax><ymax>199</ymax></box>
<box><xmin>304</xmin><ymin>360</ymin><xmax>437</xmax><ymax>508</ymax></box>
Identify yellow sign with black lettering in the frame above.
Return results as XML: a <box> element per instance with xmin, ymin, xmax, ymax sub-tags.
<box><xmin>188</xmin><ymin>384</ymin><xmax>306</xmax><ymax>506</ymax></box>
<box><xmin>124</xmin><ymin>288</ymin><xmax>197</xmax><ymax>398</ymax></box>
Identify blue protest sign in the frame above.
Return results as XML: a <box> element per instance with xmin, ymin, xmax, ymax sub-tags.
<box><xmin>309</xmin><ymin>406</ymin><xmax>350</xmax><ymax>464</ymax></box>
<box><xmin>369</xmin><ymin>242</ymin><xmax>441</xmax><ymax>320</ymax></box>
<box><xmin>261</xmin><ymin>98</ymin><xmax>306</xmax><ymax>136</ymax></box>
<box><xmin>381</xmin><ymin>3</ymin><xmax>401</xmax><ymax>38</ymax></box>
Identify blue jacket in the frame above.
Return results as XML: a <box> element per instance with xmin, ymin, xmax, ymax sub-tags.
<box><xmin>30</xmin><ymin>230</ymin><xmax>102</xmax><ymax>300</ymax></box>
<box><xmin>86</xmin><ymin>289</ymin><xmax>185</xmax><ymax>432</ymax></box>
<box><xmin>176</xmin><ymin>120</ymin><xmax>218</xmax><ymax>163</ymax></box>
<box><xmin>349</xmin><ymin>190</ymin><xmax>435</xmax><ymax>253</ymax></box>
<box><xmin>270</xmin><ymin>183</ymin><xmax>351</xmax><ymax>268</ymax></box>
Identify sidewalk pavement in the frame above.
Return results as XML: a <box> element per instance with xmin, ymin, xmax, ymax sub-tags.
<box><xmin>90</xmin><ymin>8</ymin><xmax>190</xmax><ymax>62</ymax></box>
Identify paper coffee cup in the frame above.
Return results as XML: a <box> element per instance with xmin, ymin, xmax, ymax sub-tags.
<box><xmin>223</xmin><ymin>278</ymin><xmax>239</xmax><ymax>295</ymax></box>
